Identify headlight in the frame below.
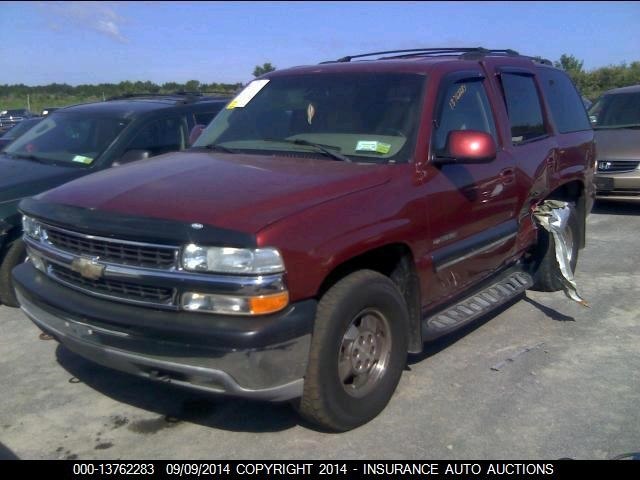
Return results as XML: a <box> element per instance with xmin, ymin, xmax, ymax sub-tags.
<box><xmin>181</xmin><ymin>244</ymin><xmax>285</xmax><ymax>274</ymax></box>
<box><xmin>181</xmin><ymin>291</ymin><xmax>289</xmax><ymax>315</ymax></box>
<box><xmin>22</xmin><ymin>216</ymin><xmax>42</xmax><ymax>240</ymax></box>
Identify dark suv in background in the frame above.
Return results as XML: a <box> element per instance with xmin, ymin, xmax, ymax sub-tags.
<box><xmin>0</xmin><ymin>93</ymin><xmax>228</xmax><ymax>306</ymax></box>
<box><xmin>0</xmin><ymin>109</ymin><xmax>36</xmax><ymax>134</ymax></box>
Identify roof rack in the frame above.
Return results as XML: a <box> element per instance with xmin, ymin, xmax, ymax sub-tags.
<box><xmin>106</xmin><ymin>91</ymin><xmax>205</xmax><ymax>103</ymax></box>
<box><xmin>321</xmin><ymin>47</ymin><xmax>551</xmax><ymax>65</ymax></box>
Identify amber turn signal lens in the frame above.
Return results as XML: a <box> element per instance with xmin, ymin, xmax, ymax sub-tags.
<box><xmin>249</xmin><ymin>291</ymin><xmax>290</xmax><ymax>315</ymax></box>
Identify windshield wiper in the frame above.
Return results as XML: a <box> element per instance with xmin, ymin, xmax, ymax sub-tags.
<box><xmin>202</xmin><ymin>143</ymin><xmax>237</xmax><ymax>153</ymax></box>
<box><xmin>4</xmin><ymin>152</ymin><xmax>50</xmax><ymax>164</ymax></box>
<box><xmin>262</xmin><ymin>138</ymin><xmax>352</xmax><ymax>163</ymax></box>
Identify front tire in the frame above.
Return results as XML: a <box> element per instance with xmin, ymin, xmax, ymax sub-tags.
<box><xmin>298</xmin><ymin>270</ymin><xmax>409</xmax><ymax>431</ymax></box>
<box><xmin>0</xmin><ymin>239</ymin><xmax>27</xmax><ymax>307</ymax></box>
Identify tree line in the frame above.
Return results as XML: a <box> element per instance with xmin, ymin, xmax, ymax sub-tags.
<box><xmin>1</xmin><ymin>56</ymin><xmax>639</xmax><ymax>114</ymax></box>
<box><xmin>554</xmin><ymin>54</ymin><xmax>640</xmax><ymax>101</ymax></box>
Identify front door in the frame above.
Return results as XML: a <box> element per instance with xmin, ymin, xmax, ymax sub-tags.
<box><xmin>424</xmin><ymin>71</ymin><xmax>519</xmax><ymax>305</ymax></box>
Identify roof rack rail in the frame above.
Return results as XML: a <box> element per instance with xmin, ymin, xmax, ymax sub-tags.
<box><xmin>106</xmin><ymin>91</ymin><xmax>205</xmax><ymax>102</ymax></box>
<box><xmin>320</xmin><ymin>47</ymin><xmax>553</xmax><ymax>64</ymax></box>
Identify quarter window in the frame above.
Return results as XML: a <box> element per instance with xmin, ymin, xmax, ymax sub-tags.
<box><xmin>433</xmin><ymin>79</ymin><xmax>497</xmax><ymax>153</ymax></box>
<box><xmin>537</xmin><ymin>68</ymin><xmax>591</xmax><ymax>133</ymax></box>
<box><xmin>501</xmin><ymin>74</ymin><xmax>546</xmax><ymax>144</ymax></box>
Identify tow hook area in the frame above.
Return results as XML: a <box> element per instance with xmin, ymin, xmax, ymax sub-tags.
<box><xmin>533</xmin><ymin>200</ymin><xmax>589</xmax><ymax>307</ymax></box>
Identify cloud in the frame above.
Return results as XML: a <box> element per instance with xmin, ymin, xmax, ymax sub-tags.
<box><xmin>39</xmin><ymin>1</ymin><xmax>128</xmax><ymax>43</ymax></box>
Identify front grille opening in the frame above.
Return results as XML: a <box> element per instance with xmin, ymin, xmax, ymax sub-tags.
<box><xmin>598</xmin><ymin>161</ymin><xmax>640</xmax><ymax>173</ymax></box>
<box><xmin>50</xmin><ymin>264</ymin><xmax>174</xmax><ymax>304</ymax></box>
<box><xmin>46</xmin><ymin>228</ymin><xmax>177</xmax><ymax>269</ymax></box>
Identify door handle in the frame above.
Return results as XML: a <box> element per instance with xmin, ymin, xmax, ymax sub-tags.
<box><xmin>499</xmin><ymin>168</ymin><xmax>515</xmax><ymax>184</ymax></box>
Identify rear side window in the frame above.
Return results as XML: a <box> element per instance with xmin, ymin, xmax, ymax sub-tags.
<box><xmin>125</xmin><ymin>116</ymin><xmax>187</xmax><ymax>157</ymax></box>
<box><xmin>537</xmin><ymin>68</ymin><xmax>591</xmax><ymax>133</ymax></box>
<box><xmin>501</xmin><ymin>73</ymin><xmax>546</xmax><ymax>144</ymax></box>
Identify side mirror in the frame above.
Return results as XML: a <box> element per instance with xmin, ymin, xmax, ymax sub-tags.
<box><xmin>114</xmin><ymin>149</ymin><xmax>151</xmax><ymax>167</ymax></box>
<box><xmin>434</xmin><ymin>130</ymin><xmax>497</xmax><ymax>165</ymax></box>
<box><xmin>189</xmin><ymin>124</ymin><xmax>206</xmax><ymax>146</ymax></box>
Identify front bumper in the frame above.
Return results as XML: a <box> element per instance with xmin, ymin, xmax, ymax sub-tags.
<box><xmin>595</xmin><ymin>172</ymin><xmax>640</xmax><ymax>196</ymax></box>
<box><xmin>13</xmin><ymin>263</ymin><xmax>316</xmax><ymax>401</ymax></box>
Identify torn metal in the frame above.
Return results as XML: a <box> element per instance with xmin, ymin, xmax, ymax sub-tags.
<box><xmin>533</xmin><ymin>200</ymin><xmax>589</xmax><ymax>307</ymax></box>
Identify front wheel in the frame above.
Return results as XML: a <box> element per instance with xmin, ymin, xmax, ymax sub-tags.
<box><xmin>298</xmin><ymin>270</ymin><xmax>409</xmax><ymax>431</ymax></box>
<box><xmin>0</xmin><ymin>239</ymin><xmax>28</xmax><ymax>307</ymax></box>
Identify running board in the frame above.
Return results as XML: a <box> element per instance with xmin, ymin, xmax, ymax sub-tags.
<box><xmin>422</xmin><ymin>269</ymin><xmax>533</xmax><ymax>340</ymax></box>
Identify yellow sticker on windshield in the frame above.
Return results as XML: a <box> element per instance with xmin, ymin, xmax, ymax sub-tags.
<box><xmin>355</xmin><ymin>141</ymin><xmax>391</xmax><ymax>154</ymax></box>
<box><xmin>226</xmin><ymin>79</ymin><xmax>270</xmax><ymax>109</ymax></box>
<box><xmin>72</xmin><ymin>155</ymin><xmax>93</xmax><ymax>164</ymax></box>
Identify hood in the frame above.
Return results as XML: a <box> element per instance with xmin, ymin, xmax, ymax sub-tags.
<box><xmin>594</xmin><ymin>129</ymin><xmax>640</xmax><ymax>160</ymax></box>
<box><xmin>0</xmin><ymin>154</ymin><xmax>84</xmax><ymax>204</ymax></box>
<box><xmin>38</xmin><ymin>151</ymin><xmax>393</xmax><ymax>234</ymax></box>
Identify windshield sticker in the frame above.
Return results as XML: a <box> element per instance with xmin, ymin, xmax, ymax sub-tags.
<box><xmin>355</xmin><ymin>140</ymin><xmax>391</xmax><ymax>154</ymax></box>
<box><xmin>449</xmin><ymin>84</ymin><xmax>467</xmax><ymax>110</ymax></box>
<box><xmin>72</xmin><ymin>155</ymin><xmax>93</xmax><ymax>164</ymax></box>
<box><xmin>226</xmin><ymin>79</ymin><xmax>270</xmax><ymax>109</ymax></box>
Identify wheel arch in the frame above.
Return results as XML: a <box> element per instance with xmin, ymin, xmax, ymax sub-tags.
<box><xmin>317</xmin><ymin>243</ymin><xmax>423</xmax><ymax>354</ymax></box>
<box><xmin>545</xmin><ymin>179</ymin><xmax>587</xmax><ymax>248</ymax></box>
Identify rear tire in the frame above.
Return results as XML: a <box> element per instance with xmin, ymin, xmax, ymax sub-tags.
<box><xmin>0</xmin><ymin>239</ymin><xmax>27</xmax><ymax>307</ymax></box>
<box><xmin>531</xmin><ymin>204</ymin><xmax>580</xmax><ymax>292</ymax></box>
<box><xmin>298</xmin><ymin>270</ymin><xmax>409</xmax><ymax>431</ymax></box>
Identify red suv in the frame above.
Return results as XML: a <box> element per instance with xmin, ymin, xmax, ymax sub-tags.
<box><xmin>14</xmin><ymin>48</ymin><xmax>594</xmax><ymax>431</ymax></box>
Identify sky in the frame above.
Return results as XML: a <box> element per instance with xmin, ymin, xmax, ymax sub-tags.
<box><xmin>0</xmin><ymin>1</ymin><xmax>638</xmax><ymax>86</ymax></box>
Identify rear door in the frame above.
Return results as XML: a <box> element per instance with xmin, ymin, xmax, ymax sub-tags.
<box><xmin>483</xmin><ymin>61</ymin><xmax>561</xmax><ymax>255</ymax></box>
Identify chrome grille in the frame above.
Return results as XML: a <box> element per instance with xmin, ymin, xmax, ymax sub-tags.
<box><xmin>598</xmin><ymin>160</ymin><xmax>640</xmax><ymax>173</ymax></box>
<box><xmin>45</xmin><ymin>227</ymin><xmax>177</xmax><ymax>269</ymax></box>
<box><xmin>49</xmin><ymin>264</ymin><xmax>175</xmax><ymax>304</ymax></box>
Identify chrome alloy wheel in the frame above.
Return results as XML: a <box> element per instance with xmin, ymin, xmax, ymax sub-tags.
<box><xmin>338</xmin><ymin>308</ymin><xmax>392</xmax><ymax>398</ymax></box>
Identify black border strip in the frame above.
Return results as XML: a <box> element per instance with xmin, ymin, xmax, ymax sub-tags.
<box><xmin>432</xmin><ymin>219</ymin><xmax>518</xmax><ymax>272</ymax></box>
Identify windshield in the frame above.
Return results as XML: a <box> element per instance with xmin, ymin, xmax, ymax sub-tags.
<box><xmin>193</xmin><ymin>73</ymin><xmax>426</xmax><ymax>163</ymax></box>
<box><xmin>589</xmin><ymin>91</ymin><xmax>640</xmax><ymax>129</ymax></box>
<box><xmin>4</xmin><ymin>112</ymin><xmax>130</xmax><ymax>166</ymax></box>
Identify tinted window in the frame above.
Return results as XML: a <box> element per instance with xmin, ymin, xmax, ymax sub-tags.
<box><xmin>433</xmin><ymin>79</ymin><xmax>497</xmax><ymax>153</ymax></box>
<box><xmin>501</xmin><ymin>74</ymin><xmax>546</xmax><ymax>143</ymax></box>
<box><xmin>125</xmin><ymin>116</ymin><xmax>187</xmax><ymax>156</ymax></box>
<box><xmin>194</xmin><ymin>73</ymin><xmax>426</xmax><ymax>163</ymax></box>
<box><xmin>538</xmin><ymin>68</ymin><xmax>591</xmax><ymax>133</ymax></box>
<box><xmin>194</xmin><ymin>112</ymin><xmax>218</xmax><ymax>126</ymax></box>
<box><xmin>589</xmin><ymin>92</ymin><xmax>640</xmax><ymax>128</ymax></box>
<box><xmin>4</xmin><ymin>113</ymin><xmax>130</xmax><ymax>166</ymax></box>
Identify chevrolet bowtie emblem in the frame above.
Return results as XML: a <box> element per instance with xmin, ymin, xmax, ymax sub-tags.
<box><xmin>70</xmin><ymin>257</ymin><xmax>105</xmax><ymax>280</ymax></box>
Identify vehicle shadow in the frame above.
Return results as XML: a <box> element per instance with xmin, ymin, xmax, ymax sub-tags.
<box><xmin>0</xmin><ymin>442</ymin><xmax>19</xmax><ymax>460</ymax></box>
<box><xmin>521</xmin><ymin>295</ymin><xmax>575</xmax><ymax>322</ymax></box>
<box><xmin>407</xmin><ymin>295</ymin><xmax>522</xmax><ymax>365</ymax></box>
<box><xmin>591</xmin><ymin>198</ymin><xmax>640</xmax><ymax>216</ymax></box>
<box><xmin>54</xmin><ymin>346</ymin><xmax>314</xmax><ymax>434</ymax></box>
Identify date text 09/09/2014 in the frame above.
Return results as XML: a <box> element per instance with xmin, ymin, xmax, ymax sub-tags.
<box><xmin>71</xmin><ymin>462</ymin><xmax>555</xmax><ymax>476</ymax></box>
